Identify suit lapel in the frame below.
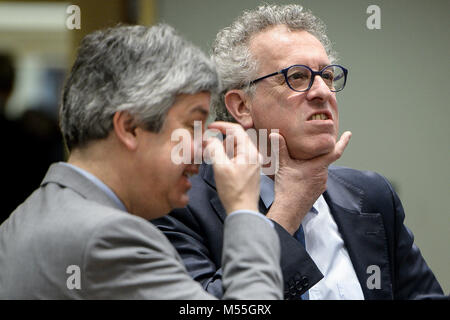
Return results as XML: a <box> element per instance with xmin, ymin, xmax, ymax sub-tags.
<box><xmin>258</xmin><ymin>198</ymin><xmax>268</xmax><ymax>214</ymax></box>
<box><xmin>325</xmin><ymin>170</ymin><xmax>393</xmax><ymax>299</ymax></box>
<box><xmin>210</xmin><ymin>194</ymin><xmax>227</xmax><ymax>223</ymax></box>
<box><xmin>201</xmin><ymin>164</ymin><xmax>227</xmax><ymax>223</ymax></box>
<box><xmin>202</xmin><ymin>164</ymin><xmax>269</xmax><ymax>223</ymax></box>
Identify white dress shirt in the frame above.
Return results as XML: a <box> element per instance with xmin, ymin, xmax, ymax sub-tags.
<box><xmin>260</xmin><ymin>174</ymin><xmax>364</xmax><ymax>300</ymax></box>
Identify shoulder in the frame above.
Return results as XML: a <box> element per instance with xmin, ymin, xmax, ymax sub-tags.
<box><xmin>14</xmin><ymin>181</ymin><xmax>175</xmax><ymax>262</ymax></box>
<box><xmin>328</xmin><ymin>165</ymin><xmax>398</xmax><ymax>213</ymax></box>
<box><xmin>0</xmin><ymin>182</ymin><xmax>176</xmax><ymax>299</ymax></box>
<box><xmin>329</xmin><ymin>165</ymin><xmax>387</xmax><ymax>184</ymax></box>
<box><xmin>329</xmin><ymin>165</ymin><xmax>394</xmax><ymax>195</ymax></box>
<box><xmin>85</xmin><ymin>210</ymin><xmax>174</xmax><ymax>252</ymax></box>
<box><xmin>328</xmin><ymin>165</ymin><xmax>399</xmax><ymax>224</ymax></box>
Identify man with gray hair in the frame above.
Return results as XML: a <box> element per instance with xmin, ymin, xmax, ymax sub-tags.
<box><xmin>154</xmin><ymin>5</ymin><xmax>443</xmax><ymax>299</ymax></box>
<box><xmin>0</xmin><ymin>24</ymin><xmax>284</xmax><ymax>299</ymax></box>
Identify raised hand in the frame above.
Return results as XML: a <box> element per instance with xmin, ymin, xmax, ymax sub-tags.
<box><xmin>204</xmin><ymin>121</ymin><xmax>261</xmax><ymax>215</ymax></box>
<box><xmin>267</xmin><ymin>131</ymin><xmax>352</xmax><ymax>235</ymax></box>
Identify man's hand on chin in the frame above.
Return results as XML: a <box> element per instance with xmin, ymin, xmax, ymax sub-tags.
<box><xmin>267</xmin><ymin>131</ymin><xmax>352</xmax><ymax>235</ymax></box>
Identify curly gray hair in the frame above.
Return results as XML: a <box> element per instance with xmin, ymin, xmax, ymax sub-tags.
<box><xmin>211</xmin><ymin>4</ymin><xmax>337</xmax><ymax>122</ymax></box>
<box><xmin>60</xmin><ymin>24</ymin><xmax>218</xmax><ymax>150</ymax></box>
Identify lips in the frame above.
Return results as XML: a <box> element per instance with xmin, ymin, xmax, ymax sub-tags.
<box><xmin>307</xmin><ymin>110</ymin><xmax>333</xmax><ymax>121</ymax></box>
<box><xmin>182</xmin><ymin>165</ymin><xmax>199</xmax><ymax>179</ymax></box>
<box><xmin>180</xmin><ymin>172</ymin><xmax>192</xmax><ymax>190</ymax></box>
<box><xmin>182</xmin><ymin>172</ymin><xmax>194</xmax><ymax>178</ymax></box>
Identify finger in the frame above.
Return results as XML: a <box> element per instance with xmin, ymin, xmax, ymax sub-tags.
<box><xmin>234</xmin><ymin>133</ymin><xmax>260</xmax><ymax>165</ymax></box>
<box><xmin>209</xmin><ymin>122</ymin><xmax>253</xmax><ymax>156</ymax></box>
<box><xmin>204</xmin><ymin>137</ymin><xmax>231</xmax><ymax>166</ymax></box>
<box><xmin>210</xmin><ymin>122</ymin><xmax>256</xmax><ymax>161</ymax></box>
<box><xmin>209</xmin><ymin>122</ymin><xmax>243</xmax><ymax>156</ymax></box>
<box><xmin>208</xmin><ymin>121</ymin><xmax>244</xmax><ymax>137</ymax></box>
<box><xmin>224</xmin><ymin>135</ymin><xmax>237</xmax><ymax>160</ymax></box>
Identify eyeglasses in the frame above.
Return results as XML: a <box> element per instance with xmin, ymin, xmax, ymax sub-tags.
<box><xmin>249</xmin><ymin>64</ymin><xmax>348</xmax><ymax>92</ymax></box>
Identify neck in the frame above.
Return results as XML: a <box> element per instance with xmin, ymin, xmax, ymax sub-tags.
<box><xmin>67</xmin><ymin>141</ymin><xmax>131</xmax><ymax>211</ymax></box>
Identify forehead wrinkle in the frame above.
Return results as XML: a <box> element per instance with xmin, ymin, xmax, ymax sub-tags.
<box><xmin>250</xmin><ymin>26</ymin><xmax>329</xmax><ymax>74</ymax></box>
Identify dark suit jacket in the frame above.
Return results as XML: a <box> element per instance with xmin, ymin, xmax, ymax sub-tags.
<box><xmin>152</xmin><ymin>164</ymin><xmax>443</xmax><ymax>300</ymax></box>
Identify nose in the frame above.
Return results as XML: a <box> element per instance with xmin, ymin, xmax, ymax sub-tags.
<box><xmin>306</xmin><ymin>75</ymin><xmax>332</xmax><ymax>102</ymax></box>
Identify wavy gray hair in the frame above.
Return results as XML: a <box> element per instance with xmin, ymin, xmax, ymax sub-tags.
<box><xmin>60</xmin><ymin>24</ymin><xmax>218</xmax><ymax>150</ymax></box>
<box><xmin>211</xmin><ymin>4</ymin><xmax>337</xmax><ymax>122</ymax></box>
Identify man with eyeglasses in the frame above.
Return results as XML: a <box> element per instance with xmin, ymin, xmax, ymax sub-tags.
<box><xmin>0</xmin><ymin>24</ymin><xmax>285</xmax><ymax>299</ymax></box>
<box><xmin>153</xmin><ymin>5</ymin><xmax>443</xmax><ymax>300</ymax></box>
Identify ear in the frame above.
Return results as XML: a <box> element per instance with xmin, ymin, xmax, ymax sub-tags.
<box><xmin>113</xmin><ymin>111</ymin><xmax>139</xmax><ymax>151</ymax></box>
<box><xmin>224</xmin><ymin>89</ymin><xmax>254</xmax><ymax>129</ymax></box>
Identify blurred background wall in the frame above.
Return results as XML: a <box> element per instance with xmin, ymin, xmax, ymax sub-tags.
<box><xmin>0</xmin><ymin>0</ymin><xmax>448</xmax><ymax>293</ymax></box>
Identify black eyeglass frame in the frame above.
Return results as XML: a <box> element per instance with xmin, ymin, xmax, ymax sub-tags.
<box><xmin>249</xmin><ymin>64</ymin><xmax>348</xmax><ymax>92</ymax></box>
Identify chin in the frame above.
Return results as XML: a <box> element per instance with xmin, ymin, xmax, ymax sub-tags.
<box><xmin>170</xmin><ymin>194</ymin><xmax>190</xmax><ymax>209</ymax></box>
<box><xmin>290</xmin><ymin>137</ymin><xmax>336</xmax><ymax>160</ymax></box>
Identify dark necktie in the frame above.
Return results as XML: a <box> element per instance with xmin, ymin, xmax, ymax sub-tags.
<box><xmin>294</xmin><ymin>205</ymin><xmax>318</xmax><ymax>300</ymax></box>
<box><xmin>294</xmin><ymin>224</ymin><xmax>309</xmax><ymax>300</ymax></box>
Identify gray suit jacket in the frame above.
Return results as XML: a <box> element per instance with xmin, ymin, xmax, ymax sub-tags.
<box><xmin>0</xmin><ymin>163</ymin><xmax>282</xmax><ymax>299</ymax></box>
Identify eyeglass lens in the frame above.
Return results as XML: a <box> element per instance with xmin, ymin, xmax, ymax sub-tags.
<box><xmin>286</xmin><ymin>65</ymin><xmax>345</xmax><ymax>92</ymax></box>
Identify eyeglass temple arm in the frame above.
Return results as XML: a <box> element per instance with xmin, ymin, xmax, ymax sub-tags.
<box><xmin>249</xmin><ymin>71</ymin><xmax>281</xmax><ymax>85</ymax></box>
<box><xmin>334</xmin><ymin>73</ymin><xmax>345</xmax><ymax>81</ymax></box>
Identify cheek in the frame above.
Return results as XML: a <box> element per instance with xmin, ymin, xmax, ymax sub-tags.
<box><xmin>332</xmin><ymin>103</ymin><xmax>339</xmax><ymax>135</ymax></box>
<box><xmin>192</xmin><ymin>136</ymin><xmax>202</xmax><ymax>161</ymax></box>
<box><xmin>149</xmin><ymin>142</ymin><xmax>183</xmax><ymax>183</ymax></box>
<box><xmin>335</xmin><ymin>117</ymin><xmax>339</xmax><ymax>137</ymax></box>
<box><xmin>252</xmin><ymin>100</ymin><xmax>291</xmax><ymax>131</ymax></box>
<box><xmin>251</xmin><ymin>92</ymin><xmax>280</xmax><ymax>122</ymax></box>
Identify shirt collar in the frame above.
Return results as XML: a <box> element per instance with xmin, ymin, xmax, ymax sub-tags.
<box><xmin>260</xmin><ymin>173</ymin><xmax>320</xmax><ymax>214</ymax></box>
<box><xmin>60</xmin><ymin>162</ymin><xmax>127</xmax><ymax>212</ymax></box>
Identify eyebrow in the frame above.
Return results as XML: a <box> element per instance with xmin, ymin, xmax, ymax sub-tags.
<box><xmin>318</xmin><ymin>63</ymin><xmax>330</xmax><ymax>70</ymax></box>
<box><xmin>189</xmin><ymin>106</ymin><xmax>209</xmax><ymax>116</ymax></box>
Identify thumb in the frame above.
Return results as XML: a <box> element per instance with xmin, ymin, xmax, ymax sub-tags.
<box><xmin>333</xmin><ymin>131</ymin><xmax>352</xmax><ymax>161</ymax></box>
<box><xmin>269</xmin><ymin>132</ymin><xmax>289</xmax><ymax>167</ymax></box>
